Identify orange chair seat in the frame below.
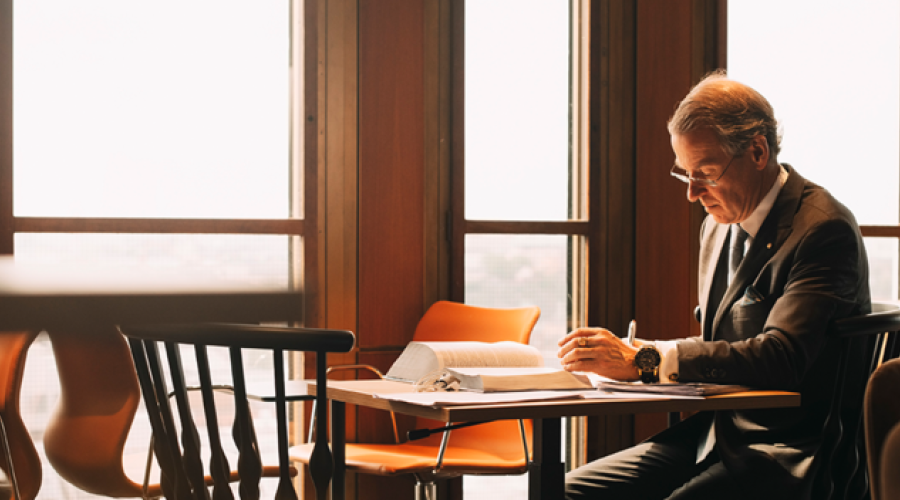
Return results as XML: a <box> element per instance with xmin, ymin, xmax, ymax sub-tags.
<box><xmin>291</xmin><ymin>419</ymin><xmax>531</xmax><ymax>476</ymax></box>
<box><xmin>292</xmin><ymin>441</ymin><xmax>528</xmax><ymax>477</ymax></box>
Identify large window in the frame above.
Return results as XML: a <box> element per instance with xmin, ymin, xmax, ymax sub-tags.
<box><xmin>728</xmin><ymin>0</ymin><xmax>900</xmax><ymax>302</ymax></box>
<box><xmin>462</xmin><ymin>0</ymin><xmax>581</xmax><ymax>366</ymax></box>
<box><xmin>6</xmin><ymin>2</ymin><xmax>307</xmax><ymax>498</ymax></box>
<box><xmin>455</xmin><ymin>0</ymin><xmax>588</xmax><ymax>497</ymax></box>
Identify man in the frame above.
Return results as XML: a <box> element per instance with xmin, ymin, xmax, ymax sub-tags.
<box><xmin>558</xmin><ymin>71</ymin><xmax>871</xmax><ymax>499</ymax></box>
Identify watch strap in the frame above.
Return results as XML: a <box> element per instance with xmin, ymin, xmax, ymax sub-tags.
<box><xmin>639</xmin><ymin>366</ymin><xmax>660</xmax><ymax>384</ymax></box>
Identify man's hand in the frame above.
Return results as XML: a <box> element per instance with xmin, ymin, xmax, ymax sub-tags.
<box><xmin>557</xmin><ymin>327</ymin><xmax>640</xmax><ymax>381</ymax></box>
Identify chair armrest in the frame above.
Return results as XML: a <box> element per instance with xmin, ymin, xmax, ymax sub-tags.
<box><xmin>120</xmin><ymin>323</ymin><xmax>355</xmax><ymax>353</ymax></box>
<box><xmin>831</xmin><ymin>309</ymin><xmax>900</xmax><ymax>339</ymax></box>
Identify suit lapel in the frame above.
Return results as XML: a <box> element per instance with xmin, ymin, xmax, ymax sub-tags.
<box><xmin>707</xmin><ymin>165</ymin><xmax>805</xmax><ymax>339</ymax></box>
<box><xmin>699</xmin><ymin>221</ymin><xmax>729</xmax><ymax>339</ymax></box>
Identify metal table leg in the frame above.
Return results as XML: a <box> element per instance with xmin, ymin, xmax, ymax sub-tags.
<box><xmin>528</xmin><ymin>417</ymin><xmax>565</xmax><ymax>500</ymax></box>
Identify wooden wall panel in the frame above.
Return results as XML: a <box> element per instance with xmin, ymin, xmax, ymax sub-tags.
<box><xmin>322</xmin><ymin>0</ymin><xmax>360</xmax><ymax>333</ymax></box>
<box><xmin>353</xmin><ymin>1</ymin><xmax>427</xmax><ymax>498</ymax></box>
<box><xmin>358</xmin><ymin>0</ymin><xmax>426</xmax><ymax>351</ymax></box>
<box><xmin>586</xmin><ymin>0</ymin><xmax>638</xmax><ymax>460</ymax></box>
<box><xmin>633</xmin><ymin>0</ymin><xmax>699</xmax><ymax>440</ymax></box>
<box><xmin>635</xmin><ymin>0</ymin><xmax>695</xmax><ymax>343</ymax></box>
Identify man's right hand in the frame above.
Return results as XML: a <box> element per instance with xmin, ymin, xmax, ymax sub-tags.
<box><xmin>557</xmin><ymin>327</ymin><xmax>640</xmax><ymax>381</ymax></box>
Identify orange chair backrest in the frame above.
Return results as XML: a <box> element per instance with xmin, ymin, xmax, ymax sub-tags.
<box><xmin>411</xmin><ymin>301</ymin><xmax>540</xmax><ymax>344</ymax></box>
<box><xmin>0</xmin><ymin>330</ymin><xmax>41</xmax><ymax>500</ymax></box>
<box><xmin>43</xmin><ymin>326</ymin><xmax>155</xmax><ymax>498</ymax></box>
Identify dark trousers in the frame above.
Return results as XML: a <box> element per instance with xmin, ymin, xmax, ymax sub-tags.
<box><xmin>565</xmin><ymin>432</ymin><xmax>752</xmax><ymax>500</ymax></box>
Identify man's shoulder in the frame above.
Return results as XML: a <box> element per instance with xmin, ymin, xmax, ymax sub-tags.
<box><xmin>783</xmin><ymin>166</ymin><xmax>860</xmax><ymax>229</ymax></box>
<box><xmin>796</xmin><ymin>179</ymin><xmax>858</xmax><ymax>227</ymax></box>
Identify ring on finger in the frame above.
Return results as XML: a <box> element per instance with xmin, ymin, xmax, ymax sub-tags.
<box><xmin>577</xmin><ymin>337</ymin><xmax>589</xmax><ymax>347</ymax></box>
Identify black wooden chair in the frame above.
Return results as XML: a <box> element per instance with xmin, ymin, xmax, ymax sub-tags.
<box><xmin>819</xmin><ymin>303</ymin><xmax>900</xmax><ymax>500</ymax></box>
<box><xmin>684</xmin><ymin>302</ymin><xmax>900</xmax><ymax>499</ymax></box>
<box><xmin>120</xmin><ymin>323</ymin><xmax>355</xmax><ymax>500</ymax></box>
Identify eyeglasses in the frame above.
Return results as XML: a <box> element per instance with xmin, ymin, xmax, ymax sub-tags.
<box><xmin>670</xmin><ymin>155</ymin><xmax>737</xmax><ymax>187</ymax></box>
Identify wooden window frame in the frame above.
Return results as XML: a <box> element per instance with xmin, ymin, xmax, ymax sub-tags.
<box><xmin>0</xmin><ymin>0</ymin><xmax>321</xmax><ymax>318</ymax></box>
<box><xmin>447</xmin><ymin>0</ymin><xmax>596</xmax><ymax>312</ymax></box>
<box><xmin>447</xmin><ymin>0</ymin><xmax>631</xmax><ymax>470</ymax></box>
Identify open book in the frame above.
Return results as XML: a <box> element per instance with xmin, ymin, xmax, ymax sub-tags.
<box><xmin>444</xmin><ymin>366</ymin><xmax>593</xmax><ymax>392</ymax></box>
<box><xmin>385</xmin><ymin>341</ymin><xmax>591</xmax><ymax>391</ymax></box>
<box><xmin>385</xmin><ymin>341</ymin><xmax>544</xmax><ymax>382</ymax></box>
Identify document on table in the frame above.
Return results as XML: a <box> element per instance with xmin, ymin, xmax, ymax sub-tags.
<box><xmin>372</xmin><ymin>389</ymin><xmax>703</xmax><ymax>407</ymax></box>
<box><xmin>595</xmin><ymin>380</ymin><xmax>750</xmax><ymax>397</ymax></box>
<box><xmin>582</xmin><ymin>391</ymin><xmax>702</xmax><ymax>400</ymax></box>
<box><xmin>370</xmin><ymin>371</ymin><xmax>744</xmax><ymax>407</ymax></box>
<box><xmin>373</xmin><ymin>390</ymin><xmax>591</xmax><ymax>407</ymax></box>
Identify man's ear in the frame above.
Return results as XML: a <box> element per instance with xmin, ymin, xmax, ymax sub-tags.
<box><xmin>749</xmin><ymin>135</ymin><xmax>770</xmax><ymax>170</ymax></box>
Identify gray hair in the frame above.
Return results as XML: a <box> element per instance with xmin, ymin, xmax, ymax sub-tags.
<box><xmin>667</xmin><ymin>70</ymin><xmax>781</xmax><ymax>158</ymax></box>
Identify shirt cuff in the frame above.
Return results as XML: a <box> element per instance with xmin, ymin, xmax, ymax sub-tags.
<box><xmin>656</xmin><ymin>340</ymin><xmax>680</xmax><ymax>383</ymax></box>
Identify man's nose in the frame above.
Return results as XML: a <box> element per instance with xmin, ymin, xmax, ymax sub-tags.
<box><xmin>686</xmin><ymin>181</ymin><xmax>706</xmax><ymax>202</ymax></box>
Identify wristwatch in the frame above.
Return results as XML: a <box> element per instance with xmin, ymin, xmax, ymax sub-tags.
<box><xmin>634</xmin><ymin>344</ymin><xmax>661</xmax><ymax>384</ymax></box>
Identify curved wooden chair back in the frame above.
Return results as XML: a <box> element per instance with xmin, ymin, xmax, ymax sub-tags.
<box><xmin>121</xmin><ymin>323</ymin><xmax>355</xmax><ymax>500</ymax></box>
<box><xmin>865</xmin><ymin>357</ymin><xmax>900</xmax><ymax>500</ymax></box>
<box><xmin>820</xmin><ymin>303</ymin><xmax>900</xmax><ymax>500</ymax></box>
<box><xmin>0</xmin><ymin>330</ymin><xmax>40</xmax><ymax>500</ymax></box>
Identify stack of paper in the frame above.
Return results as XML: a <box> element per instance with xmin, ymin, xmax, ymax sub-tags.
<box><xmin>595</xmin><ymin>380</ymin><xmax>749</xmax><ymax>397</ymax></box>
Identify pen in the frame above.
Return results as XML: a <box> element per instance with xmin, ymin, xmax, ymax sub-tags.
<box><xmin>626</xmin><ymin>319</ymin><xmax>636</xmax><ymax>346</ymax></box>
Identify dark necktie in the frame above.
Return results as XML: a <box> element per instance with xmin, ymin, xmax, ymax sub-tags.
<box><xmin>729</xmin><ymin>224</ymin><xmax>748</xmax><ymax>284</ymax></box>
<box><xmin>698</xmin><ymin>223</ymin><xmax>747</xmax><ymax>463</ymax></box>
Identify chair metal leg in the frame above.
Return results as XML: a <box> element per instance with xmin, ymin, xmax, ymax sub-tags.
<box><xmin>518</xmin><ymin>419</ymin><xmax>530</xmax><ymax>463</ymax></box>
<box><xmin>433</xmin><ymin>425</ymin><xmax>452</xmax><ymax>474</ymax></box>
<box><xmin>414</xmin><ymin>479</ymin><xmax>438</xmax><ymax>500</ymax></box>
<box><xmin>0</xmin><ymin>417</ymin><xmax>21</xmax><ymax>500</ymax></box>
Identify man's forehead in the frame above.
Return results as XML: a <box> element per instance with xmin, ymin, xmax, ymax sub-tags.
<box><xmin>672</xmin><ymin>130</ymin><xmax>726</xmax><ymax>169</ymax></box>
<box><xmin>674</xmin><ymin>152</ymin><xmax>721</xmax><ymax>170</ymax></box>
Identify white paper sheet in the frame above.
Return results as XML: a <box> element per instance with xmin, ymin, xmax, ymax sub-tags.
<box><xmin>373</xmin><ymin>390</ymin><xmax>591</xmax><ymax>407</ymax></box>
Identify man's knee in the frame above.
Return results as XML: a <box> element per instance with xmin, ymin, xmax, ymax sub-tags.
<box><xmin>563</xmin><ymin>441</ymin><xmax>706</xmax><ymax>500</ymax></box>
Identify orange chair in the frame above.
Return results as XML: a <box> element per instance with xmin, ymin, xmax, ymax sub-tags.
<box><xmin>291</xmin><ymin>301</ymin><xmax>541</xmax><ymax>499</ymax></box>
<box><xmin>0</xmin><ymin>330</ymin><xmax>40</xmax><ymax>500</ymax></box>
<box><xmin>43</xmin><ymin>326</ymin><xmax>162</xmax><ymax>498</ymax></box>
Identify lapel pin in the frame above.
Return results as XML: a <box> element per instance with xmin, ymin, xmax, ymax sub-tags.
<box><xmin>766</xmin><ymin>243</ymin><xmax>772</xmax><ymax>249</ymax></box>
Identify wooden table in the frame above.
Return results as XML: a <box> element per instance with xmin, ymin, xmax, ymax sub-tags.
<box><xmin>312</xmin><ymin>379</ymin><xmax>801</xmax><ymax>500</ymax></box>
<box><xmin>0</xmin><ymin>257</ymin><xmax>305</xmax><ymax>498</ymax></box>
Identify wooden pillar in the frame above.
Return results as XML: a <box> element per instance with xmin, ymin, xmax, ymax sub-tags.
<box><xmin>632</xmin><ymin>0</ymin><xmax>722</xmax><ymax>442</ymax></box>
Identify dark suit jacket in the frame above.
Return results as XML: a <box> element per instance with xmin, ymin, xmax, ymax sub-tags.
<box><xmin>654</xmin><ymin>165</ymin><xmax>871</xmax><ymax>499</ymax></box>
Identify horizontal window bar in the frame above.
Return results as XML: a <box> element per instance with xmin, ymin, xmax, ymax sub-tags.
<box><xmin>861</xmin><ymin>225</ymin><xmax>900</xmax><ymax>238</ymax></box>
<box><xmin>464</xmin><ymin>220</ymin><xmax>591</xmax><ymax>235</ymax></box>
<box><xmin>14</xmin><ymin>217</ymin><xmax>304</xmax><ymax>235</ymax></box>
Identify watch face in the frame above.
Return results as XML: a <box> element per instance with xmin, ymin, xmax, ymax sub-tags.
<box><xmin>634</xmin><ymin>346</ymin><xmax>661</xmax><ymax>370</ymax></box>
